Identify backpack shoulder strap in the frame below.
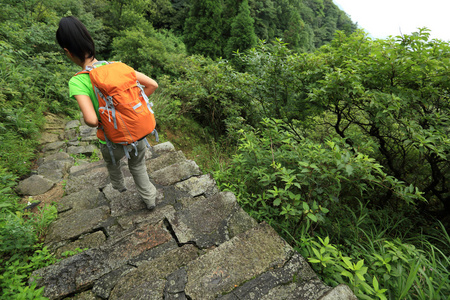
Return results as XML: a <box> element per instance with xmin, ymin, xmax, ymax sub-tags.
<box><xmin>74</xmin><ymin>70</ymin><xmax>90</xmax><ymax>76</ymax></box>
<box><xmin>74</xmin><ymin>61</ymin><xmax>110</xmax><ymax>76</ymax></box>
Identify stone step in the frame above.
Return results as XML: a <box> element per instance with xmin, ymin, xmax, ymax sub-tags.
<box><xmin>20</xmin><ymin>116</ymin><xmax>356</xmax><ymax>300</ymax></box>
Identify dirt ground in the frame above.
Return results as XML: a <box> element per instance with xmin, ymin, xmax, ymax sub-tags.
<box><xmin>21</xmin><ymin>182</ymin><xmax>65</xmax><ymax>213</ymax></box>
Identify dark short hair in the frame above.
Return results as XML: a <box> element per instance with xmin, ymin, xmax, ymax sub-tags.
<box><xmin>56</xmin><ymin>16</ymin><xmax>95</xmax><ymax>63</ymax></box>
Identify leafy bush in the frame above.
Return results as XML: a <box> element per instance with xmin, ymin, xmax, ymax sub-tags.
<box><xmin>215</xmin><ymin>119</ymin><xmax>424</xmax><ymax>234</ymax></box>
<box><xmin>163</xmin><ymin>55</ymin><xmax>258</xmax><ymax>139</ymax></box>
<box><xmin>0</xmin><ymin>205</ymin><xmax>58</xmax><ymax>299</ymax></box>
<box><xmin>111</xmin><ymin>21</ymin><xmax>187</xmax><ymax>78</ymax></box>
<box><xmin>0</xmin><ymin>165</ymin><xmax>57</xmax><ymax>300</ymax></box>
<box><xmin>309</xmin><ymin>29</ymin><xmax>450</xmax><ymax>213</ymax></box>
<box><xmin>0</xmin><ymin>245</ymin><xmax>55</xmax><ymax>300</ymax></box>
<box><xmin>214</xmin><ymin>118</ymin><xmax>449</xmax><ymax>299</ymax></box>
<box><xmin>0</xmin><ymin>213</ymin><xmax>37</xmax><ymax>256</ymax></box>
<box><xmin>302</xmin><ymin>208</ymin><xmax>450</xmax><ymax>300</ymax></box>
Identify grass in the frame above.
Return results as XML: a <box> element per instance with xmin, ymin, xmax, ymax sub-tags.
<box><xmin>157</xmin><ymin>116</ymin><xmax>236</xmax><ymax>173</ymax></box>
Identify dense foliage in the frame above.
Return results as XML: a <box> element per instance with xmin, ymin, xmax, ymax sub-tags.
<box><xmin>160</xmin><ymin>0</ymin><xmax>357</xmax><ymax>57</ymax></box>
<box><xmin>0</xmin><ymin>0</ymin><xmax>448</xmax><ymax>299</ymax></box>
<box><xmin>168</xmin><ymin>31</ymin><xmax>450</xmax><ymax>298</ymax></box>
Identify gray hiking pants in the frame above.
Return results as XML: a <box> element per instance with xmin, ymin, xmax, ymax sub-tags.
<box><xmin>100</xmin><ymin>139</ymin><xmax>156</xmax><ymax>208</ymax></box>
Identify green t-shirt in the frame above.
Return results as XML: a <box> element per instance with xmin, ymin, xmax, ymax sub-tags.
<box><xmin>68</xmin><ymin>73</ymin><xmax>99</xmax><ymax>119</ymax></box>
<box><xmin>69</xmin><ymin>72</ymin><xmax>106</xmax><ymax>143</ymax></box>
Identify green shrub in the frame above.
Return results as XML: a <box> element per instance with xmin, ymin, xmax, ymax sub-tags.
<box><xmin>215</xmin><ymin>119</ymin><xmax>424</xmax><ymax>235</ymax></box>
<box><xmin>0</xmin><ymin>207</ymin><xmax>59</xmax><ymax>299</ymax></box>
<box><xmin>0</xmin><ymin>245</ymin><xmax>55</xmax><ymax>300</ymax></box>
<box><xmin>111</xmin><ymin>22</ymin><xmax>187</xmax><ymax>78</ymax></box>
<box><xmin>213</xmin><ymin>119</ymin><xmax>450</xmax><ymax>299</ymax></box>
<box><xmin>0</xmin><ymin>131</ymin><xmax>38</xmax><ymax>177</ymax></box>
<box><xmin>302</xmin><ymin>221</ymin><xmax>450</xmax><ymax>300</ymax></box>
<box><xmin>0</xmin><ymin>213</ymin><xmax>37</xmax><ymax>257</ymax></box>
<box><xmin>0</xmin><ymin>169</ymin><xmax>58</xmax><ymax>299</ymax></box>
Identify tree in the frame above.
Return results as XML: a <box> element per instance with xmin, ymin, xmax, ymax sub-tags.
<box><xmin>183</xmin><ymin>0</ymin><xmax>224</xmax><ymax>59</ymax></box>
<box><xmin>143</xmin><ymin>0</ymin><xmax>174</xmax><ymax>29</ymax></box>
<box><xmin>222</xmin><ymin>0</ymin><xmax>242</xmax><ymax>40</ymax></box>
<box><xmin>226</xmin><ymin>30</ymin><xmax>450</xmax><ymax>217</ymax></box>
<box><xmin>225</xmin><ymin>0</ymin><xmax>257</xmax><ymax>59</ymax></box>
<box><xmin>111</xmin><ymin>21</ymin><xmax>186</xmax><ymax>78</ymax></box>
<box><xmin>248</xmin><ymin>0</ymin><xmax>278</xmax><ymax>41</ymax></box>
<box><xmin>309</xmin><ymin>29</ymin><xmax>450</xmax><ymax>215</ymax></box>
<box><xmin>167</xmin><ymin>0</ymin><xmax>190</xmax><ymax>34</ymax></box>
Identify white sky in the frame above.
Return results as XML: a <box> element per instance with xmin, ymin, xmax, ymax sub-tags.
<box><xmin>333</xmin><ymin>0</ymin><xmax>450</xmax><ymax>41</ymax></box>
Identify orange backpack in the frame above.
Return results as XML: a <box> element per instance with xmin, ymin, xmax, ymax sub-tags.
<box><xmin>76</xmin><ymin>61</ymin><xmax>158</xmax><ymax>164</ymax></box>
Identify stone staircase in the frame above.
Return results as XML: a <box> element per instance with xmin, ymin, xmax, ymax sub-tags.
<box><xmin>18</xmin><ymin>115</ymin><xmax>356</xmax><ymax>300</ymax></box>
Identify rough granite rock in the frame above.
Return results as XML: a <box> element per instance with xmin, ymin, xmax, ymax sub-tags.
<box><xmin>37</xmin><ymin>153</ymin><xmax>74</xmax><ymax>183</ymax></box>
<box><xmin>42</xmin><ymin>141</ymin><xmax>66</xmax><ymax>153</ymax></box>
<box><xmin>39</xmin><ymin>132</ymin><xmax>60</xmax><ymax>145</ymax></box>
<box><xmin>32</xmin><ymin>222</ymin><xmax>173</xmax><ymax>299</ymax></box>
<box><xmin>64</xmin><ymin>129</ymin><xmax>78</xmax><ymax>141</ymax></box>
<box><xmin>64</xmin><ymin>290</ymin><xmax>98</xmax><ymax>300</ymax></box>
<box><xmin>55</xmin><ymin>231</ymin><xmax>107</xmax><ymax>258</ymax></box>
<box><xmin>152</xmin><ymin>141</ymin><xmax>175</xmax><ymax>155</ymax></box>
<box><xmin>92</xmin><ymin>265</ymin><xmax>136</xmax><ymax>299</ymax></box>
<box><xmin>184</xmin><ymin>222</ymin><xmax>292</xmax><ymax>299</ymax></box>
<box><xmin>319</xmin><ymin>284</ymin><xmax>358</xmax><ymax>300</ymax></box>
<box><xmin>56</xmin><ymin>186</ymin><xmax>103</xmax><ymax>216</ymax></box>
<box><xmin>64</xmin><ymin>120</ymin><xmax>80</xmax><ymax>130</ymax></box>
<box><xmin>166</xmin><ymin>192</ymin><xmax>239</xmax><ymax>248</ymax></box>
<box><xmin>151</xmin><ymin>160</ymin><xmax>202</xmax><ymax>186</ymax></box>
<box><xmin>174</xmin><ymin>174</ymin><xmax>219</xmax><ymax>197</ymax></box>
<box><xmin>65</xmin><ymin>161</ymin><xmax>109</xmax><ymax>195</ymax></box>
<box><xmin>16</xmin><ymin>174</ymin><xmax>55</xmax><ymax>196</ymax></box>
<box><xmin>45</xmin><ymin>205</ymin><xmax>110</xmax><ymax>247</ymax></box>
<box><xmin>67</xmin><ymin>144</ymin><xmax>99</xmax><ymax>156</ymax></box>
<box><xmin>79</xmin><ymin>125</ymin><xmax>97</xmax><ymax>142</ymax></box>
<box><xmin>227</xmin><ymin>206</ymin><xmax>259</xmax><ymax>239</ymax></box>
<box><xmin>104</xmin><ymin>177</ymin><xmax>148</xmax><ymax>217</ymax></box>
<box><xmin>30</xmin><ymin>249</ymin><xmax>113</xmax><ymax>299</ymax></box>
<box><xmin>109</xmin><ymin>244</ymin><xmax>198</xmax><ymax>300</ymax></box>
<box><xmin>218</xmin><ymin>252</ymin><xmax>321</xmax><ymax>300</ymax></box>
<box><xmin>37</xmin><ymin>161</ymin><xmax>69</xmax><ymax>183</ymax></box>
<box><xmin>258</xmin><ymin>279</ymin><xmax>330</xmax><ymax>300</ymax></box>
<box><xmin>117</xmin><ymin>205</ymin><xmax>176</xmax><ymax>230</ymax></box>
<box><xmin>165</xmin><ymin>268</ymin><xmax>188</xmax><ymax>296</ymax></box>
<box><xmin>38</xmin><ymin>151</ymin><xmax>73</xmax><ymax>165</ymax></box>
<box><xmin>147</xmin><ymin>150</ymin><xmax>186</xmax><ymax>173</ymax></box>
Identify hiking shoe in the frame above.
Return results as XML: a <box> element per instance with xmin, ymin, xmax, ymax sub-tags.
<box><xmin>112</xmin><ymin>185</ymin><xmax>127</xmax><ymax>193</ymax></box>
<box><xmin>143</xmin><ymin>198</ymin><xmax>156</xmax><ymax>210</ymax></box>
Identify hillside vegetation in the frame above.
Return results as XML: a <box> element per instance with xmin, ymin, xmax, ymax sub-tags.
<box><xmin>0</xmin><ymin>0</ymin><xmax>449</xmax><ymax>299</ymax></box>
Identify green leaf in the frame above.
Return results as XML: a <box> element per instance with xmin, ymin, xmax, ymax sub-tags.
<box><xmin>355</xmin><ymin>270</ymin><xmax>367</xmax><ymax>281</ymax></box>
<box><xmin>302</xmin><ymin>202</ymin><xmax>310</xmax><ymax>211</ymax></box>
<box><xmin>320</xmin><ymin>207</ymin><xmax>329</xmax><ymax>213</ymax></box>
<box><xmin>373</xmin><ymin>276</ymin><xmax>379</xmax><ymax>290</ymax></box>
<box><xmin>341</xmin><ymin>270</ymin><xmax>353</xmax><ymax>279</ymax></box>
<box><xmin>341</xmin><ymin>256</ymin><xmax>353</xmax><ymax>269</ymax></box>
<box><xmin>345</xmin><ymin>164</ymin><xmax>354</xmax><ymax>176</ymax></box>
<box><xmin>307</xmin><ymin>213</ymin><xmax>318</xmax><ymax>222</ymax></box>
<box><xmin>398</xmin><ymin>260</ymin><xmax>421</xmax><ymax>299</ymax></box>
<box><xmin>312</xmin><ymin>247</ymin><xmax>321</xmax><ymax>258</ymax></box>
<box><xmin>0</xmin><ymin>202</ymin><xmax>12</xmax><ymax>208</ymax></box>
<box><xmin>273</xmin><ymin>198</ymin><xmax>281</xmax><ymax>206</ymax></box>
<box><xmin>355</xmin><ymin>259</ymin><xmax>365</xmax><ymax>270</ymax></box>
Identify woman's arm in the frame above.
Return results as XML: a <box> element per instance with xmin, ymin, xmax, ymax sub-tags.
<box><xmin>74</xmin><ymin>94</ymin><xmax>98</xmax><ymax>127</ymax></box>
<box><xmin>135</xmin><ymin>71</ymin><xmax>158</xmax><ymax>96</ymax></box>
